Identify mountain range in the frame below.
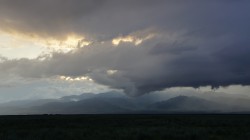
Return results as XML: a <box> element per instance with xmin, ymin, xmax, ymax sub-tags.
<box><xmin>0</xmin><ymin>91</ymin><xmax>250</xmax><ymax>115</ymax></box>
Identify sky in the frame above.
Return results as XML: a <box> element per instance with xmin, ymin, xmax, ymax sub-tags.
<box><xmin>0</xmin><ymin>0</ymin><xmax>250</xmax><ymax>102</ymax></box>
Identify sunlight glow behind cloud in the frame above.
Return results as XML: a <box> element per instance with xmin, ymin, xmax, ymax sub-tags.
<box><xmin>59</xmin><ymin>76</ymin><xmax>93</xmax><ymax>82</ymax></box>
<box><xmin>107</xmin><ymin>70</ymin><xmax>118</xmax><ymax>75</ymax></box>
<box><xmin>112</xmin><ymin>34</ymin><xmax>154</xmax><ymax>46</ymax></box>
<box><xmin>0</xmin><ymin>31</ymin><xmax>91</xmax><ymax>59</ymax></box>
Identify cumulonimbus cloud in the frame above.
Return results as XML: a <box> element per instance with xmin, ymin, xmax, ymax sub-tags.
<box><xmin>0</xmin><ymin>0</ymin><xmax>250</xmax><ymax>96</ymax></box>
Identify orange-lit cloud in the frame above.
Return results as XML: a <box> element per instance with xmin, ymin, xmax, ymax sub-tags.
<box><xmin>112</xmin><ymin>34</ymin><xmax>154</xmax><ymax>46</ymax></box>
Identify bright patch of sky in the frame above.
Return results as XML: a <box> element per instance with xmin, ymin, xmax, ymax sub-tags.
<box><xmin>0</xmin><ymin>32</ymin><xmax>45</xmax><ymax>59</ymax></box>
<box><xmin>0</xmin><ymin>77</ymin><xmax>110</xmax><ymax>103</ymax></box>
<box><xmin>0</xmin><ymin>31</ymin><xmax>90</xmax><ymax>59</ymax></box>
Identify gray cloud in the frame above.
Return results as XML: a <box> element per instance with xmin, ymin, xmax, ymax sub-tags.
<box><xmin>0</xmin><ymin>0</ymin><xmax>165</xmax><ymax>39</ymax></box>
<box><xmin>0</xmin><ymin>0</ymin><xmax>106</xmax><ymax>38</ymax></box>
<box><xmin>2</xmin><ymin>0</ymin><xmax>246</xmax><ymax>40</ymax></box>
<box><xmin>0</xmin><ymin>0</ymin><xmax>250</xmax><ymax>96</ymax></box>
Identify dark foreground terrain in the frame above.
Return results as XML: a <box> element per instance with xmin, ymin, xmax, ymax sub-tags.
<box><xmin>0</xmin><ymin>114</ymin><xmax>250</xmax><ymax>140</ymax></box>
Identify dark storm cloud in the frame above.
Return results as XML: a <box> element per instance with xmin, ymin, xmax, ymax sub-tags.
<box><xmin>0</xmin><ymin>0</ymin><xmax>164</xmax><ymax>39</ymax></box>
<box><xmin>0</xmin><ymin>0</ymin><xmax>250</xmax><ymax>96</ymax></box>
<box><xmin>149</xmin><ymin>43</ymin><xmax>197</xmax><ymax>55</ymax></box>
<box><xmin>0</xmin><ymin>0</ymin><xmax>106</xmax><ymax>38</ymax></box>
<box><xmin>2</xmin><ymin>0</ymin><xmax>246</xmax><ymax>40</ymax></box>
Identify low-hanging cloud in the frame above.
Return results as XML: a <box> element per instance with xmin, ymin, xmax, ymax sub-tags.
<box><xmin>0</xmin><ymin>0</ymin><xmax>250</xmax><ymax>96</ymax></box>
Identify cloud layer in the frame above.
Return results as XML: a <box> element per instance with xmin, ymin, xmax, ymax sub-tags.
<box><xmin>0</xmin><ymin>0</ymin><xmax>250</xmax><ymax>96</ymax></box>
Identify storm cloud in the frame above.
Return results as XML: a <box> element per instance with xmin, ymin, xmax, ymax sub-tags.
<box><xmin>0</xmin><ymin>0</ymin><xmax>250</xmax><ymax>96</ymax></box>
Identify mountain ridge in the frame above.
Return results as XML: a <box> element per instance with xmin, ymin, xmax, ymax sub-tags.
<box><xmin>1</xmin><ymin>92</ymin><xmax>250</xmax><ymax>115</ymax></box>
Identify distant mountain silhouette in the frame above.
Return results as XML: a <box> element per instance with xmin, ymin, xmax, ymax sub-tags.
<box><xmin>149</xmin><ymin>96</ymin><xmax>231</xmax><ymax>112</ymax></box>
<box><xmin>0</xmin><ymin>99</ymin><xmax>59</xmax><ymax>107</ymax></box>
<box><xmin>59</xmin><ymin>93</ymin><xmax>96</xmax><ymax>102</ymax></box>
<box><xmin>34</xmin><ymin>98</ymin><xmax>130</xmax><ymax>114</ymax></box>
<box><xmin>1</xmin><ymin>92</ymin><xmax>250</xmax><ymax>115</ymax></box>
<box><xmin>31</xmin><ymin>95</ymin><xmax>236</xmax><ymax>114</ymax></box>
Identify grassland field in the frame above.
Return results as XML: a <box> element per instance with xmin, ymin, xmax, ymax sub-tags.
<box><xmin>0</xmin><ymin>114</ymin><xmax>250</xmax><ymax>140</ymax></box>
